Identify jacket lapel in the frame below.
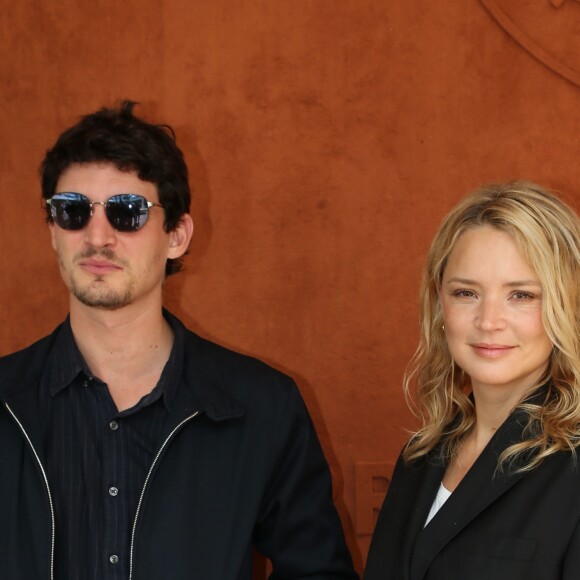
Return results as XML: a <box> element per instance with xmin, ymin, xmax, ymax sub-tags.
<box><xmin>410</xmin><ymin>410</ymin><xmax>529</xmax><ymax>580</ymax></box>
<box><xmin>365</xmin><ymin>452</ymin><xmax>445</xmax><ymax>580</ymax></box>
<box><xmin>400</xmin><ymin>455</ymin><xmax>446</xmax><ymax>579</ymax></box>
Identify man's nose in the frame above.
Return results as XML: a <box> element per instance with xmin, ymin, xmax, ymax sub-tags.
<box><xmin>82</xmin><ymin>203</ymin><xmax>116</xmax><ymax>247</ymax></box>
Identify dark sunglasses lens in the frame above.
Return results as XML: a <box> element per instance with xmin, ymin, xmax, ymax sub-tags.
<box><xmin>50</xmin><ymin>193</ymin><xmax>91</xmax><ymax>230</ymax></box>
<box><xmin>106</xmin><ymin>194</ymin><xmax>149</xmax><ymax>232</ymax></box>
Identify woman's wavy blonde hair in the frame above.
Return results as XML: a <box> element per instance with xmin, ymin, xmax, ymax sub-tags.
<box><xmin>403</xmin><ymin>181</ymin><xmax>580</xmax><ymax>472</ymax></box>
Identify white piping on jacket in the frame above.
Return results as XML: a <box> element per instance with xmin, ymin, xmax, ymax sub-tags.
<box><xmin>5</xmin><ymin>402</ymin><xmax>56</xmax><ymax>580</ymax></box>
<box><xmin>129</xmin><ymin>410</ymin><xmax>200</xmax><ymax>580</ymax></box>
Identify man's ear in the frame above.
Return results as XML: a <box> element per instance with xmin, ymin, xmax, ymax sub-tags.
<box><xmin>168</xmin><ymin>214</ymin><xmax>194</xmax><ymax>259</ymax></box>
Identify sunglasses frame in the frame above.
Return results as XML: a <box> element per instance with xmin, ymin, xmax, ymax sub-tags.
<box><xmin>46</xmin><ymin>192</ymin><xmax>165</xmax><ymax>232</ymax></box>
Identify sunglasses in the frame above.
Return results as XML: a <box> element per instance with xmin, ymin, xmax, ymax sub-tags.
<box><xmin>46</xmin><ymin>192</ymin><xmax>164</xmax><ymax>232</ymax></box>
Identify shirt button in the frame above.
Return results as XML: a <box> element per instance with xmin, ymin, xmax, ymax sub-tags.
<box><xmin>109</xmin><ymin>420</ymin><xmax>119</xmax><ymax>431</ymax></box>
<box><xmin>109</xmin><ymin>487</ymin><xmax>119</xmax><ymax>497</ymax></box>
<box><xmin>109</xmin><ymin>554</ymin><xmax>119</xmax><ymax>565</ymax></box>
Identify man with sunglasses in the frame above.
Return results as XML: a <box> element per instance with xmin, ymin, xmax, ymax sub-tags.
<box><xmin>0</xmin><ymin>102</ymin><xmax>357</xmax><ymax>580</ymax></box>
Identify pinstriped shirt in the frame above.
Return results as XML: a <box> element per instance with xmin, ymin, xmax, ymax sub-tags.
<box><xmin>40</xmin><ymin>315</ymin><xmax>184</xmax><ymax>580</ymax></box>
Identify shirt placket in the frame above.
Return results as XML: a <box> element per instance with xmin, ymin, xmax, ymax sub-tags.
<box><xmin>95</xmin><ymin>380</ymin><xmax>127</xmax><ymax>580</ymax></box>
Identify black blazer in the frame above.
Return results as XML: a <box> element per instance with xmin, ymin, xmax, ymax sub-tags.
<box><xmin>364</xmin><ymin>407</ymin><xmax>580</xmax><ymax>580</ymax></box>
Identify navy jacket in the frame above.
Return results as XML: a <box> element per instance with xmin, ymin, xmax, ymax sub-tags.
<box><xmin>364</xmin><ymin>405</ymin><xmax>580</xmax><ymax>580</ymax></box>
<box><xmin>0</xmin><ymin>316</ymin><xmax>357</xmax><ymax>579</ymax></box>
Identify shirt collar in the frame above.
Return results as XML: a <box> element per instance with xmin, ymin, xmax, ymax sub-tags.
<box><xmin>156</xmin><ymin>309</ymin><xmax>185</xmax><ymax>410</ymax></box>
<box><xmin>45</xmin><ymin>317</ymin><xmax>86</xmax><ymax>397</ymax></box>
<box><xmin>44</xmin><ymin>311</ymin><xmax>185</xmax><ymax>411</ymax></box>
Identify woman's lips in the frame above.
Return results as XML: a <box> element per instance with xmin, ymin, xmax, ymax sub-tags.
<box><xmin>470</xmin><ymin>343</ymin><xmax>516</xmax><ymax>358</ymax></box>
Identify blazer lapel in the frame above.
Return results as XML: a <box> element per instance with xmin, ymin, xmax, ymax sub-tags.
<box><xmin>364</xmin><ymin>452</ymin><xmax>445</xmax><ymax>580</ymax></box>
<box><xmin>400</xmin><ymin>455</ymin><xmax>446</xmax><ymax>579</ymax></box>
<box><xmin>410</xmin><ymin>409</ymin><xmax>529</xmax><ymax>580</ymax></box>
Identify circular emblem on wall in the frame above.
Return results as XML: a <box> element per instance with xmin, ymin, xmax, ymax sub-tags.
<box><xmin>480</xmin><ymin>0</ymin><xmax>580</xmax><ymax>87</ymax></box>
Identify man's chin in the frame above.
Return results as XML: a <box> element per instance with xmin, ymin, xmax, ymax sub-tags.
<box><xmin>72</xmin><ymin>287</ymin><xmax>133</xmax><ymax>310</ymax></box>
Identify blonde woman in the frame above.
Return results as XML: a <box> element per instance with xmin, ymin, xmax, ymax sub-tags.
<box><xmin>364</xmin><ymin>182</ymin><xmax>580</xmax><ymax>580</ymax></box>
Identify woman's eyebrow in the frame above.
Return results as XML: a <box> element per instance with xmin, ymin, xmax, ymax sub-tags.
<box><xmin>445</xmin><ymin>277</ymin><xmax>540</xmax><ymax>287</ymax></box>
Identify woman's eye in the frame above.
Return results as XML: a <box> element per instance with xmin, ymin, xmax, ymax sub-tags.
<box><xmin>512</xmin><ymin>291</ymin><xmax>535</xmax><ymax>301</ymax></box>
<box><xmin>452</xmin><ymin>289</ymin><xmax>475</xmax><ymax>299</ymax></box>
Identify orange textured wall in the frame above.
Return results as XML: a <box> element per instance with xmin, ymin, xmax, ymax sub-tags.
<box><xmin>1</xmin><ymin>1</ymin><xmax>580</xmax><ymax>575</ymax></box>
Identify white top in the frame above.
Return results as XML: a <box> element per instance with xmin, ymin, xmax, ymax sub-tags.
<box><xmin>424</xmin><ymin>482</ymin><xmax>452</xmax><ymax>527</ymax></box>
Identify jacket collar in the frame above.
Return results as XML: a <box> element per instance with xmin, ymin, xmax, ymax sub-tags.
<box><xmin>165</xmin><ymin>310</ymin><xmax>246</xmax><ymax>423</ymax></box>
<box><xmin>0</xmin><ymin>325</ymin><xmax>60</xmax><ymax>402</ymax></box>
